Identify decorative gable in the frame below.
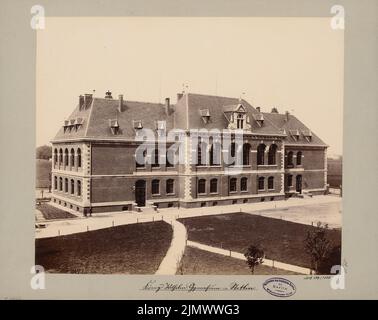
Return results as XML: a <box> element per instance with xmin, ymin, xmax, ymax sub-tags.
<box><xmin>223</xmin><ymin>104</ymin><xmax>251</xmax><ymax>130</ymax></box>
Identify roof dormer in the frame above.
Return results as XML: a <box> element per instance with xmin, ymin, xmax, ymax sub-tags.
<box><xmin>302</xmin><ymin>129</ymin><xmax>312</xmax><ymax>142</ymax></box>
<box><xmin>133</xmin><ymin>120</ymin><xmax>143</xmax><ymax>130</ymax></box>
<box><xmin>109</xmin><ymin>119</ymin><xmax>120</xmax><ymax>135</ymax></box>
<box><xmin>223</xmin><ymin>103</ymin><xmax>251</xmax><ymax>130</ymax></box>
<box><xmin>289</xmin><ymin>129</ymin><xmax>300</xmax><ymax>141</ymax></box>
<box><xmin>253</xmin><ymin>113</ymin><xmax>264</xmax><ymax>127</ymax></box>
<box><xmin>199</xmin><ymin>109</ymin><xmax>211</xmax><ymax>124</ymax></box>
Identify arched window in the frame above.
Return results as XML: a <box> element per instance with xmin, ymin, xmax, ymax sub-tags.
<box><xmin>59</xmin><ymin>149</ymin><xmax>63</xmax><ymax>165</ymax></box>
<box><xmin>152</xmin><ymin>147</ymin><xmax>159</xmax><ymax>168</ymax></box>
<box><xmin>287</xmin><ymin>151</ymin><xmax>293</xmax><ymax>166</ymax></box>
<box><xmin>257</xmin><ymin>144</ymin><xmax>266</xmax><ymax>165</ymax></box>
<box><xmin>152</xmin><ymin>179</ymin><xmax>160</xmax><ymax>195</ymax></box>
<box><xmin>54</xmin><ymin>176</ymin><xmax>57</xmax><ymax>189</ymax></box>
<box><xmin>198</xmin><ymin>179</ymin><xmax>206</xmax><ymax>194</ymax></box>
<box><xmin>136</xmin><ymin>149</ymin><xmax>146</xmax><ymax>168</ymax></box>
<box><xmin>268</xmin><ymin>144</ymin><xmax>277</xmax><ymax>165</ymax></box>
<box><xmin>209</xmin><ymin>143</ymin><xmax>221</xmax><ymax>166</ymax></box>
<box><xmin>64</xmin><ymin>148</ymin><xmax>69</xmax><ymax>166</ymax></box>
<box><xmin>70</xmin><ymin>179</ymin><xmax>75</xmax><ymax>194</ymax></box>
<box><xmin>166</xmin><ymin>179</ymin><xmax>174</xmax><ymax>194</ymax></box>
<box><xmin>268</xmin><ymin>176</ymin><xmax>274</xmax><ymax>190</ymax></box>
<box><xmin>296</xmin><ymin>151</ymin><xmax>302</xmax><ymax>165</ymax></box>
<box><xmin>54</xmin><ymin>149</ymin><xmax>58</xmax><ymax>165</ymax></box>
<box><xmin>258</xmin><ymin>177</ymin><xmax>265</xmax><ymax>190</ymax></box>
<box><xmin>229</xmin><ymin>178</ymin><xmax>237</xmax><ymax>192</ymax></box>
<box><xmin>64</xmin><ymin>178</ymin><xmax>68</xmax><ymax>192</ymax></box>
<box><xmin>210</xmin><ymin>178</ymin><xmax>218</xmax><ymax>193</ymax></box>
<box><xmin>77</xmin><ymin>180</ymin><xmax>81</xmax><ymax>196</ymax></box>
<box><xmin>59</xmin><ymin>177</ymin><xmax>62</xmax><ymax>191</ymax></box>
<box><xmin>243</xmin><ymin>143</ymin><xmax>251</xmax><ymax>165</ymax></box>
<box><xmin>166</xmin><ymin>150</ymin><xmax>173</xmax><ymax>167</ymax></box>
<box><xmin>197</xmin><ymin>141</ymin><xmax>207</xmax><ymax>166</ymax></box>
<box><xmin>77</xmin><ymin>148</ymin><xmax>82</xmax><ymax>167</ymax></box>
<box><xmin>70</xmin><ymin>148</ymin><xmax>75</xmax><ymax>167</ymax></box>
<box><xmin>241</xmin><ymin>177</ymin><xmax>248</xmax><ymax>191</ymax></box>
<box><xmin>228</xmin><ymin>142</ymin><xmax>236</xmax><ymax>166</ymax></box>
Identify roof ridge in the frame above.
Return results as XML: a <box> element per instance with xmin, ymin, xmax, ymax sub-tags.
<box><xmin>187</xmin><ymin>92</ymin><xmax>240</xmax><ymax>100</ymax></box>
<box><xmin>93</xmin><ymin>97</ymin><xmax>164</xmax><ymax>106</ymax></box>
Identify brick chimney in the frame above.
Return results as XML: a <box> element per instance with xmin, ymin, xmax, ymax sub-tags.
<box><xmin>105</xmin><ymin>90</ymin><xmax>113</xmax><ymax>99</ymax></box>
<box><xmin>118</xmin><ymin>94</ymin><xmax>124</xmax><ymax>112</ymax></box>
<box><xmin>83</xmin><ymin>94</ymin><xmax>93</xmax><ymax>109</ymax></box>
<box><xmin>285</xmin><ymin>111</ymin><xmax>290</xmax><ymax>122</ymax></box>
<box><xmin>79</xmin><ymin>95</ymin><xmax>84</xmax><ymax>110</ymax></box>
<box><xmin>165</xmin><ymin>97</ymin><xmax>170</xmax><ymax>115</ymax></box>
<box><xmin>177</xmin><ymin>93</ymin><xmax>183</xmax><ymax>102</ymax></box>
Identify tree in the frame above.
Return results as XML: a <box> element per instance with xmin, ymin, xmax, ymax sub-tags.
<box><xmin>244</xmin><ymin>245</ymin><xmax>264</xmax><ymax>274</ymax></box>
<box><xmin>36</xmin><ymin>145</ymin><xmax>52</xmax><ymax>160</ymax></box>
<box><xmin>318</xmin><ymin>245</ymin><xmax>342</xmax><ymax>275</ymax></box>
<box><xmin>305</xmin><ymin>222</ymin><xmax>331</xmax><ymax>274</ymax></box>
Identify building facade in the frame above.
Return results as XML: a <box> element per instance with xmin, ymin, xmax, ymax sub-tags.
<box><xmin>51</xmin><ymin>91</ymin><xmax>328</xmax><ymax>214</ymax></box>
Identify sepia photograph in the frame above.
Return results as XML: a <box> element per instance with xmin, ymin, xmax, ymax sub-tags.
<box><xmin>34</xmin><ymin>17</ymin><xmax>343</xmax><ymax>276</ymax></box>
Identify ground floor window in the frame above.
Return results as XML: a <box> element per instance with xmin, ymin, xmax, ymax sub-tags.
<box><xmin>268</xmin><ymin>176</ymin><xmax>274</xmax><ymax>190</ymax></box>
<box><xmin>198</xmin><ymin>179</ymin><xmax>206</xmax><ymax>194</ymax></box>
<box><xmin>70</xmin><ymin>179</ymin><xmax>75</xmax><ymax>194</ymax></box>
<box><xmin>258</xmin><ymin>177</ymin><xmax>265</xmax><ymax>190</ymax></box>
<box><xmin>288</xmin><ymin>174</ymin><xmax>293</xmax><ymax>187</ymax></box>
<box><xmin>241</xmin><ymin>177</ymin><xmax>248</xmax><ymax>191</ymax></box>
<box><xmin>152</xmin><ymin>179</ymin><xmax>160</xmax><ymax>195</ymax></box>
<box><xmin>229</xmin><ymin>178</ymin><xmax>237</xmax><ymax>192</ymax></box>
<box><xmin>210</xmin><ymin>178</ymin><xmax>218</xmax><ymax>193</ymax></box>
<box><xmin>166</xmin><ymin>179</ymin><xmax>174</xmax><ymax>194</ymax></box>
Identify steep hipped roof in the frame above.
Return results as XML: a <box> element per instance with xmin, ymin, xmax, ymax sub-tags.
<box><xmin>52</xmin><ymin>92</ymin><xmax>326</xmax><ymax>147</ymax></box>
<box><xmin>263</xmin><ymin>112</ymin><xmax>327</xmax><ymax>146</ymax></box>
<box><xmin>53</xmin><ymin>97</ymin><xmax>175</xmax><ymax>141</ymax></box>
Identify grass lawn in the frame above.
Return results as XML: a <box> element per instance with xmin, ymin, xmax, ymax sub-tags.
<box><xmin>35</xmin><ymin>221</ymin><xmax>172</xmax><ymax>274</ymax></box>
<box><xmin>177</xmin><ymin>247</ymin><xmax>299</xmax><ymax>275</ymax></box>
<box><xmin>179</xmin><ymin>213</ymin><xmax>341</xmax><ymax>268</ymax></box>
<box><xmin>36</xmin><ymin>203</ymin><xmax>77</xmax><ymax>220</ymax></box>
<box><xmin>36</xmin><ymin>159</ymin><xmax>51</xmax><ymax>189</ymax></box>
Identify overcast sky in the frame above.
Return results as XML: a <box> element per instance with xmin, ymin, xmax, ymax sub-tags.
<box><xmin>37</xmin><ymin>17</ymin><xmax>344</xmax><ymax>155</ymax></box>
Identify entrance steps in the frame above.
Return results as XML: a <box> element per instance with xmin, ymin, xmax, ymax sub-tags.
<box><xmin>134</xmin><ymin>205</ymin><xmax>158</xmax><ymax>214</ymax></box>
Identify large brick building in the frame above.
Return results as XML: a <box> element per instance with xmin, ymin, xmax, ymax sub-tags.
<box><xmin>50</xmin><ymin>91</ymin><xmax>328</xmax><ymax>214</ymax></box>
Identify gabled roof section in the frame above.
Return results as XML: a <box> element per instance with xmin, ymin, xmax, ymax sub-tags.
<box><xmin>262</xmin><ymin>112</ymin><xmax>327</xmax><ymax>146</ymax></box>
<box><xmin>180</xmin><ymin>93</ymin><xmax>283</xmax><ymax>135</ymax></box>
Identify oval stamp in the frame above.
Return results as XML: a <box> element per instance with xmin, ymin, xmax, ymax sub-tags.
<box><xmin>263</xmin><ymin>277</ymin><xmax>296</xmax><ymax>298</ymax></box>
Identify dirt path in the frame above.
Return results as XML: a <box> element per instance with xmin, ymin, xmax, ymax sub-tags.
<box><xmin>155</xmin><ymin>220</ymin><xmax>187</xmax><ymax>275</ymax></box>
